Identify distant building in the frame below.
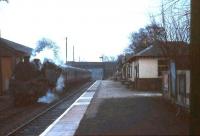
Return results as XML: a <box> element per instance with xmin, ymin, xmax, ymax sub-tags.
<box><xmin>66</xmin><ymin>61</ymin><xmax>117</xmax><ymax>80</ymax></box>
<box><xmin>0</xmin><ymin>38</ymin><xmax>33</xmax><ymax>95</ymax></box>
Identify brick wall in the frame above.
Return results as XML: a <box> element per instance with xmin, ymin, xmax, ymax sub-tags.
<box><xmin>135</xmin><ymin>78</ymin><xmax>162</xmax><ymax>91</ymax></box>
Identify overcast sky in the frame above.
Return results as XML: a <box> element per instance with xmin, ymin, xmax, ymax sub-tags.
<box><xmin>0</xmin><ymin>0</ymin><xmax>160</xmax><ymax>62</ymax></box>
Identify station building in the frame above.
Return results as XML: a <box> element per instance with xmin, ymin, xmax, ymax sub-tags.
<box><xmin>0</xmin><ymin>38</ymin><xmax>32</xmax><ymax>95</ymax></box>
<box><xmin>120</xmin><ymin>42</ymin><xmax>190</xmax><ymax>108</ymax></box>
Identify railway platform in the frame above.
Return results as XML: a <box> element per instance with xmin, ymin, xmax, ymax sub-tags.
<box><xmin>40</xmin><ymin>80</ymin><xmax>101</xmax><ymax>136</ymax></box>
<box><xmin>40</xmin><ymin>80</ymin><xmax>189</xmax><ymax>136</ymax></box>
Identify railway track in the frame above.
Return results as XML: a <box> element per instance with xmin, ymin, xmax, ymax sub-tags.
<box><xmin>5</xmin><ymin>82</ymin><xmax>93</xmax><ymax>136</ymax></box>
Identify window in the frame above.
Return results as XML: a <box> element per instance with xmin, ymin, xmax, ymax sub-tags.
<box><xmin>128</xmin><ymin>64</ymin><xmax>132</xmax><ymax>78</ymax></box>
<box><xmin>135</xmin><ymin>64</ymin><xmax>139</xmax><ymax>78</ymax></box>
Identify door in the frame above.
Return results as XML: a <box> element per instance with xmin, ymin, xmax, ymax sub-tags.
<box><xmin>170</xmin><ymin>61</ymin><xmax>177</xmax><ymax>98</ymax></box>
<box><xmin>1</xmin><ymin>57</ymin><xmax>12</xmax><ymax>94</ymax></box>
<box><xmin>178</xmin><ymin>73</ymin><xmax>186</xmax><ymax>105</ymax></box>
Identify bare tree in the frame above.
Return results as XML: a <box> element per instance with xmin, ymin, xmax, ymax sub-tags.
<box><xmin>160</xmin><ymin>0</ymin><xmax>190</xmax><ymax>43</ymax></box>
<box><xmin>0</xmin><ymin>0</ymin><xmax>8</xmax><ymax>2</ymax></box>
<box><xmin>149</xmin><ymin>0</ymin><xmax>190</xmax><ymax>62</ymax></box>
<box><xmin>127</xmin><ymin>23</ymin><xmax>166</xmax><ymax>54</ymax></box>
<box><xmin>100</xmin><ymin>55</ymin><xmax>116</xmax><ymax>62</ymax></box>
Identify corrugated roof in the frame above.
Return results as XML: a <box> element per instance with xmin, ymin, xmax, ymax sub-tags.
<box><xmin>0</xmin><ymin>38</ymin><xmax>33</xmax><ymax>55</ymax></box>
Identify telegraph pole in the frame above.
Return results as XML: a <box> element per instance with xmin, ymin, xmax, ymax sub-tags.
<box><xmin>190</xmin><ymin>0</ymin><xmax>200</xmax><ymax>134</ymax></box>
<box><xmin>66</xmin><ymin>37</ymin><xmax>67</xmax><ymax>63</ymax></box>
<box><xmin>73</xmin><ymin>45</ymin><xmax>75</xmax><ymax>62</ymax></box>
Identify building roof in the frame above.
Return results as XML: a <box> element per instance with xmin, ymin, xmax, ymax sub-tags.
<box><xmin>134</xmin><ymin>45</ymin><xmax>163</xmax><ymax>57</ymax></box>
<box><xmin>128</xmin><ymin>41</ymin><xmax>189</xmax><ymax>62</ymax></box>
<box><xmin>0</xmin><ymin>37</ymin><xmax>33</xmax><ymax>56</ymax></box>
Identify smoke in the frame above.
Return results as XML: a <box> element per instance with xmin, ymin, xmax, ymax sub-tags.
<box><xmin>31</xmin><ymin>48</ymin><xmax>55</xmax><ymax>64</ymax></box>
<box><xmin>56</xmin><ymin>74</ymin><xmax>65</xmax><ymax>93</ymax></box>
<box><xmin>30</xmin><ymin>38</ymin><xmax>63</xmax><ymax>65</ymax></box>
<box><xmin>37</xmin><ymin>74</ymin><xmax>66</xmax><ymax>104</ymax></box>
<box><xmin>32</xmin><ymin>38</ymin><xmax>59</xmax><ymax>56</ymax></box>
<box><xmin>37</xmin><ymin>89</ymin><xmax>58</xmax><ymax>104</ymax></box>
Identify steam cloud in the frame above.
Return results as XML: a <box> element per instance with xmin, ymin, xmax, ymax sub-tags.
<box><xmin>37</xmin><ymin>89</ymin><xmax>58</xmax><ymax>104</ymax></box>
<box><xmin>56</xmin><ymin>74</ymin><xmax>65</xmax><ymax>93</ymax></box>
<box><xmin>30</xmin><ymin>38</ymin><xmax>62</xmax><ymax>64</ymax></box>
<box><xmin>37</xmin><ymin>74</ymin><xmax>66</xmax><ymax>104</ymax></box>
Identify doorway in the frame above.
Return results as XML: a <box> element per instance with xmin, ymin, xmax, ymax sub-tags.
<box><xmin>1</xmin><ymin>57</ymin><xmax>12</xmax><ymax>95</ymax></box>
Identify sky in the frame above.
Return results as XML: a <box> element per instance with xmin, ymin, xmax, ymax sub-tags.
<box><xmin>0</xmin><ymin>0</ymin><xmax>160</xmax><ymax>62</ymax></box>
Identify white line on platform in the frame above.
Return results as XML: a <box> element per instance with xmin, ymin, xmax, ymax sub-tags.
<box><xmin>74</xmin><ymin>102</ymin><xmax>90</xmax><ymax>105</ymax></box>
<box><xmin>79</xmin><ymin>97</ymin><xmax>93</xmax><ymax>99</ymax></box>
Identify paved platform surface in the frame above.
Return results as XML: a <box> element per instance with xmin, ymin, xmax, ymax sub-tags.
<box><xmin>40</xmin><ymin>80</ymin><xmax>101</xmax><ymax>136</ymax></box>
<box><xmin>75</xmin><ymin>80</ymin><xmax>189</xmax><ymax>135</ymax></box>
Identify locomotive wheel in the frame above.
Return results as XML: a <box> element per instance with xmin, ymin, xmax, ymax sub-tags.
<box><xmin>27</xmin><ymin>85</ymin><xmax>40</xmax><ymax>104</ymax></box>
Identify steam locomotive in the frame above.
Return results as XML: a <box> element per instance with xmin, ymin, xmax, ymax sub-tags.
<box><xmin>10</xmin><ymin>59</ymin><xmax>91</xmax><ymax>106</ymax></box>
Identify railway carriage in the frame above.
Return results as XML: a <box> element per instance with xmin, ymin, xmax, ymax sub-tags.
<box><xmin>60</xmin><ymin>65</ymin><xmax>91</xmax><ymax>86</ymax></box>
